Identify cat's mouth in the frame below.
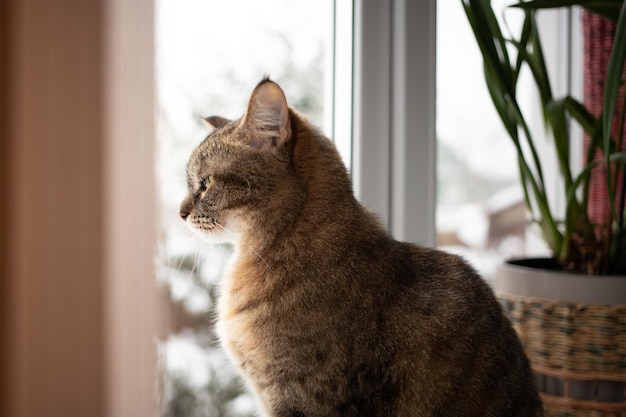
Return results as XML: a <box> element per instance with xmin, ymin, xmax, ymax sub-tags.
<box><xmin>188</xmin><ymin>215</ymin><xmax>219</xmax><ymax>233</ymax></box>
<box><xmin>185</xmin><ymin>213</ymin><xmax>239</xmax><ymax>244</ymax></box>
<box><xmin>186</xmin><ymin>216</ymin><xmax>220</xmax><ymax>241</ymax></box>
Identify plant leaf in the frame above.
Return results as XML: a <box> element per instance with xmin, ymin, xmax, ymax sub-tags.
<box><xmin>564</xmin><ymin>96</ymin><xmax>598</xmax><ymax>135</ymax></box>
<box><xmin>462</xmin><ymin>0</ymin><xmax>514</xmax><ymax>94</ymax></box>
<box><xmin>546</xmin><ymin>99</ymin><xmax>573</xmax><ymax>187</ymax></box>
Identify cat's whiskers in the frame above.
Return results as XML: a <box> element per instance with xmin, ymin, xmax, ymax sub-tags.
<box><xmin>192</xmin><ymin>238</ymin><xmax>206</xmax><ymax>279</ymax></box>
<box><xmin>172</xmin><ymin>222</ymin><xmax>203</xmax><ymax>275</ymax></box>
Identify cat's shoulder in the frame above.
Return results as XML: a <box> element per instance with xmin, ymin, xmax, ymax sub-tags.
<box><xmin>392</xmin><ymin>242</ymin><xmax>487</xmax><ymax>292</ymax></box>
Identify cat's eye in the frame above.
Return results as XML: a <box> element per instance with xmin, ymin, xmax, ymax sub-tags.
<box><xmin>200</xmin><ymin>175</ymin><xmax>214</xmax><ymax>190</ymax></box>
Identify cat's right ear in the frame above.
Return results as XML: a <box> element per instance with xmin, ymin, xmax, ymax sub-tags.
<box><xmin>239</xmin><ymin>79</ymin><xmax>291</xmax><ymax>154</ymax></box>
<box><xmin>203</xmin><ymin>116</ymin><xmax>231</xmax><ymax>130</ymax></box>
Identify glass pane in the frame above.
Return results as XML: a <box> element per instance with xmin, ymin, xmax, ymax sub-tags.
<box><xmin>155</xmin><ymin>1</ymin><xmax>334</xmax><ymax>415</ymax></box>
<box><xmin>436</xmin><ymin>1</ymin><xmax>531</xmax><ymax>281</ymax></box>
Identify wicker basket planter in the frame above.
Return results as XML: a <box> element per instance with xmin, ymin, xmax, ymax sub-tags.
<box><xmin>496</xmin><ymin>259</ymin><xmax>626</xmax><ymax>417</ymax></box>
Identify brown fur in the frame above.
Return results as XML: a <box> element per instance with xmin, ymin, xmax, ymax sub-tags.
<box><xmin>180</xmin><ymin>78</ymin><xmax>543</xmax><ymax>417</ymax></box>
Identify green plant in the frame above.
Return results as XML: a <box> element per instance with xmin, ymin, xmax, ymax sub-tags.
<box><xmin>462</xmin><ymin>0</ymin><xmax>626</xmax><ymax>274</ymax></box>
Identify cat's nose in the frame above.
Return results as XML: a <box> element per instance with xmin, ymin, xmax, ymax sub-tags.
<box><xmin>179</xmin><ymin>196</ymin><xmax>193</xmax><ymax>221</ymax></box>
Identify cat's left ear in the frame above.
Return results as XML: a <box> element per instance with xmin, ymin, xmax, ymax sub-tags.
<box><xmin>203</xmin><ymin>116</ymin><xmax>231</xmax><ymax>130</ymax></box>
<box><xmin>239</xmin><ymin>79</ymin><xmax>291</xmax><ymax>154</ymax></box>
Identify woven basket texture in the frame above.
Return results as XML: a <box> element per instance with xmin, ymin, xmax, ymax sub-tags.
<box><xmin>500</xmin><ymin>295</ymin><xmax>626</xmax><ymax>374</ymax></box>
<box><xmin>499</xmin><ymin>294</ymin><xmax>626</xmax><ymax>417</ymax></box>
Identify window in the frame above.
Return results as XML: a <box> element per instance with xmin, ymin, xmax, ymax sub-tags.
<box><xmin>436</xmin><ymin>0</ymin><xmax>522</xmax><ymax>278</ymax></box>
<box><xmin>436</xmin><ymin>0</ymin><xmax>582</xmax><ymax>281</ymax></box>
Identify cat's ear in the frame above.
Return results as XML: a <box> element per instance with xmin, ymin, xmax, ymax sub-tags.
<box><xmin>203</xmin><ymin>116</ymin><xmax>231</xmax><ymax>130</ymax></box>
<box><xmin>239</xmin><ymin>79</ymin><xmax>291</xmax><ymax>153</ymax></box>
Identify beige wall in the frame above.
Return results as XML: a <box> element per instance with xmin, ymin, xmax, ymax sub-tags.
<box><xmin>0</xmin><ymin>1</ymin><xmax>160</xmax><ymax>416</ymax></box>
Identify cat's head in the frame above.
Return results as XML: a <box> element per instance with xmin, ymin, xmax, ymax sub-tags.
<box><xmin>179</xmin><ymin>78</ymin><xmax>299</xmax><ymax>244</ymax></box>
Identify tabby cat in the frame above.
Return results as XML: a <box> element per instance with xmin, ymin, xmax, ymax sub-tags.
<box><xmin>179</xmin><ymin>78</ymin><xmax>542</xmax><ymax>417</ymax></box>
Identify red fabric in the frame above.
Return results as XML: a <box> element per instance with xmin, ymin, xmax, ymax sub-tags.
<box><xmin>582</xmin><ymin>10</ymin><xmax>626</xmax><ymax>227</ymax></box>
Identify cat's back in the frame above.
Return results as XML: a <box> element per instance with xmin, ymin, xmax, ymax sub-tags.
<box><xmin>377</xmin><ymin>243</ymin><xmax>541</xmax><ymax>417</ymax></box>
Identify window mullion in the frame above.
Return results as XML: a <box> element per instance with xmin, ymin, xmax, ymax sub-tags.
<box><xmin>390</xmin><ymin>0</ymin><xmax>437</xmax><ymax>246</ymax></box>
<box><xmin>353</xmin><ymin>0</ymin><xmax>436</xmax><ymax>245</ymax></box>
<box><xmin>352</xmin><ymin>0</ymin><xmax>392</xmax><ymax>228</ymax></box>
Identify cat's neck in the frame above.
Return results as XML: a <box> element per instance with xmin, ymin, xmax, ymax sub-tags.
<box><xmin>236</xmin><ymin>113</ymin><xmax>382</xmax><ymax>266</ymax></box>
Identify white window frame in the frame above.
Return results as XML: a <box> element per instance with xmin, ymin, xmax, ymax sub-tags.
<box><xmin>352</xmin><ymin>0</ymin><xmax>437</xmax><ymax>246</ymax></box>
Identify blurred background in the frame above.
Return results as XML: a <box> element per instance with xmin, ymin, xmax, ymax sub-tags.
<box><xmin>156</xmin><ymin>2</ymin><xmax>332</xmax><ymax>414</ymax></box>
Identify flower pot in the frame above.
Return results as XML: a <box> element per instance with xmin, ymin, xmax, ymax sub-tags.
<box><xmin>496</xmin><ymin>259</ymin><xmax>626</xmax><ymax>417</ymax></box>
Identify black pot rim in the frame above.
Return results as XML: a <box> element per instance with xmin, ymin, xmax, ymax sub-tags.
<box><xmin>503</xmin><ymin>257</ymin><xmax>626</xmax><ymax>279</ymax></box>
<box><xmin>505</xmin><ymin>257</ymin><xmax>561</xmax><ymax>271</ymax></box>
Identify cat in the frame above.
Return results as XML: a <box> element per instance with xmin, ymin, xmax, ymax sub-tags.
<box><xmin>179</xmin><ymin>78</ymin><xmax>543</xmax><ymax>417</ymax></box>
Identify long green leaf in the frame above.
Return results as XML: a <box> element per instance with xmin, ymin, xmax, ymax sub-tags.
<box><xmin>484</xmin><ymin>56</ymin><xmax>558</xmax><ymax>246</ymax></box>
<box><xmin>610</xmin><ymin>152</ymin><xmax>626</xmax><ymax>164</ymax></box>
<box><xmin>564</xmin><ymin>96</ymin><xmax>598</xmax><ymax>135</ymax></box>
<box><xmin>484</xmin><ymin>62</ymin><xmax>518</xmax><ymax>140</ymax></box>
<box><xmin>505</xmin><ymin>13</ymin><xmax>553</xmax><ymax>111</ymax></box>
<box><xmin>563</xmin><ymin>96</ymin><xmax>603</xmax><ymax>216</ymax></box>
<box><xmin>521</xmin><ymin>156</ymin><xmax>563</xmax><ymax>253</ymax></box>
<box><xmin>547</xmin><ymin>99</ymin><xmax>573</xmax><ymax>188</ymax></box>
<box><xmin>504</xmin><ymin>11</ymin><xmax>550</xmax><ymax>185</ymax></box>
<box><xmin>514</xmin><ymin>12</ymin><xmax>532</xmax><ymax>82</ymax></box>
<box><xmin>462</xmin><ymin>0</ymin><xmax>515</xmax><ymax>95</ymax></box>
<box><xmin>528</xmin><ymin>9</ymin><xmax>553</xmax><ymax>108</ymax></box>
<box><xmin>483</xmin><ymin>61</ymin><xmax>539</xmax><ymax>215</ymax></box>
